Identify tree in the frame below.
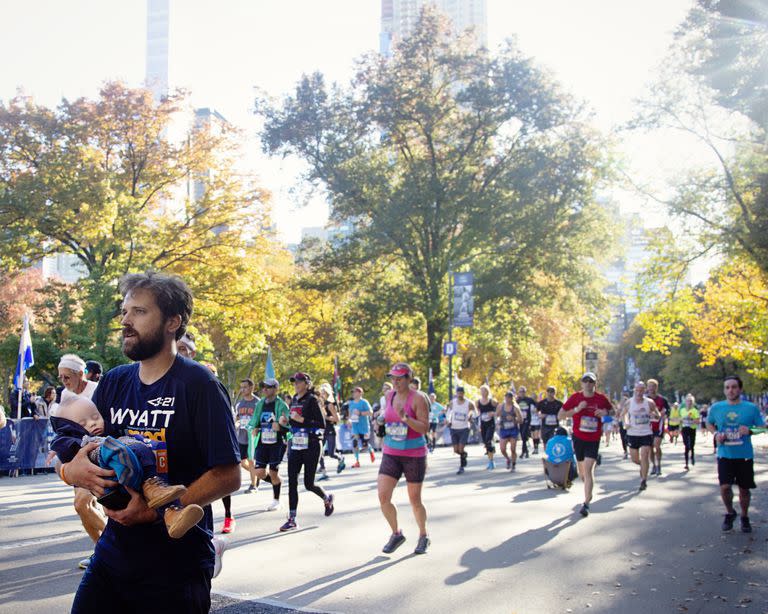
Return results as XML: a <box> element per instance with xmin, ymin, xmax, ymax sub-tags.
<box><xmin>0</xmin><ymin>83</ymin><xmax>267</xmax><ymax>359</ymax></box>
<box><xmin>257</xmin><ymin>9</ymin><xmax>611</xmax><ymax>374</ymax></box>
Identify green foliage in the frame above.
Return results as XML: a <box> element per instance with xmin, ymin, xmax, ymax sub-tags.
<box><xmin>258</xmin><ymin>8</ymin><xmax>613</xmax><ymax>378</ymax></box>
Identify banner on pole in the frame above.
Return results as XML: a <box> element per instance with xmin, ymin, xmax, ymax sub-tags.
<box><xmin>452</xmin><ymin>272</ymin><xmax>474</xmax><ymax>327</ymax></box>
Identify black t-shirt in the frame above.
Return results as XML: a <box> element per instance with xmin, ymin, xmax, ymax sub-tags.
<box><xmin>537</xmin><ymin>399</ymin><xmax>563</xmax><ymax>427</ymax></box>
<box><xmin>92</xmin><ymin>355</ymin><xmax>239</xmax><ymax>579</ymax></box>
<box><xmin>517</xmin><ymin>397</ymin><xmax>538</xmax><ymax>423</ymax></box>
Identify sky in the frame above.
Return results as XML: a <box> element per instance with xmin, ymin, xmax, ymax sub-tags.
<box><xmin>0</xmin><ymin>0</ymin><xmax>703</xmax><ymax>245</ymax></box>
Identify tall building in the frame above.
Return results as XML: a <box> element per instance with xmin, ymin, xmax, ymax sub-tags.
<box><xmin>146</xmin><ymin>0</ymin><xmax>170</xmax><ymax>101</ymax></box>
<box><xmin>380</xmin><ymin>0</ymin><xmax>488</xmax><ymax>55</ymax></box>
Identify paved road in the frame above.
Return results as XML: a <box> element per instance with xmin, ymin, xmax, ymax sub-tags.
<box><xmin>1</xmin><ymin>435</ymin><xmax>766</xmax><ymax>613</ymax></box>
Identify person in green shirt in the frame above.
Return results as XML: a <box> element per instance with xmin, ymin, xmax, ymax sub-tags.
<box><xmin>679</xmin><ymin>394</ymin><xmax>701</xmax><ymax>470</ymax></box>
<box><xmin>668</xmin><ymin>402</ymin><xmax>682</xmax><ymax>445</ymax></box>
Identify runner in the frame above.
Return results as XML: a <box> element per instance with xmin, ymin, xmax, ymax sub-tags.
<box><xmin>620</xmin><ymin>381</ymin><xmax>659</xmax><ymax>491</ymax></box>
<box><xmin>646</xmin><ymin>379</ymin><xmax>670</xmax><ymax>476</ymax></box>
<box><xmin>516</xmin><ymin>386</ymin><xmax>537</xmax><ymax>458</ymax></box>
<box><xmin>680</xmin><ymin>393</ymin><xmax>700</xmax><ymax>470</ymax></box>
<box><xmin>559</xmin><ymin>372</ymin><xmax>612</xmax><ymax>517</ymax></box>
<box><xmin>496</xmin><ymin>391</ymin><xmax>523</xmax><ymax>471</ymax></box>
<box><xmin>248</xmin><ymin>377</ymin><xmax>289</xmax><ymax>512</ymax></box>
<box><xmin>617</xmin><ymin>396</ymin><xmax>629</xmax><ymax>459</ymax></box>
<box><xmin>529</xmin><ymin>391</ymin><xmax>542</xmax><ymax>454</ymax></box>
<box><xmin>281</xmin><ymin>372</ymin><xmax>334</xmax><ymax>531</ymax></box>
<box><xmin>377</xmin><ymin>362</ymin><xmax>431</xmax><ymax>555</ymax></box>
<box><xmin>476</xmin><ymin>385</ymin><xmax>497</xmax><ymax>469</ymax></box>
<box><xmin>706</xmin><ymin>375</ymin><xmax>765</xmax><ymax>533</ymax></box>
<box><xmin>538</xmin><ymin>386</ymin><xmax>563</xmax><ymax>445</ymax></box>
<box><xmin>317</xmin><ymin>382</ymin><xmax>345</xmax><ymax>478</ymax></box>
<box><xmin>235</xmin><ymin>378</ymin><xmax>259</xmax><ymax>494</ymax></box>
<box><xmin>667</xmin><ymin>401</ymin><xmax>682</xmax><ymax>445</ymax></box>
<box><xmin>348</xmin><ymin>386</ymin><xmax>375</xmax><ymax>468</ymax></box>
<box><xmin>445</xmin><ymin>386</ymin><xmax>474</xmax><ymax>474</ymax></box>
<box><xmin>427</xmin><ymin>392</ymin><xmax>445</xmax><ymax>453</ymax></box>
<box><xmin>602</xmin><ymin>406</ymin><xmax>614</xmax><ymax>447</ymax></box>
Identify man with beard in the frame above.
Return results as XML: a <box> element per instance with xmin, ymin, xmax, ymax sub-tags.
<box><xmin>60</xmin><ymin>272</ymin><xmax>240</xmax><ymax>612</ymax></box>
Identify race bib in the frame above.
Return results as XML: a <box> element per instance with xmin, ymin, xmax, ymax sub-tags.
<box><xmin>481</xmin><ymin>412</ymin><xmax>494</xmax><ymax>422</ymax></box>
<box><xmin>350</xmin><ymin>412</ymin><xmax>359</xmax><ymax>423</ymax></box>
<box><xmin>292</xmin><ymin>429</ymin><xmax>309</xmax><ymax>450</ymax></box>
<box><xmin>632</xmin><ymin>414</ymin><xmax>650</xmax><ymax>426</ymax></box>
<box><xmin>503</xmin><ymin>421</ymin><xmax>516</xmax><ymax>430</ymax></box>
<box><xmin>580</xmin><ymin>416</ymin><xmax>599</xmax><ymax>433</ymax></box>
<box><xmin>545</xmin><ymin>415</ymin><xmax>558</xmax><ymax>426</ymax></box>
<box><xmin>385</xmin><ymin>422</ymin><xmax>408</xmax><ymax>442</ymax></box>
<box><xmin>530</xmin><ymin>415</ymin><xmax>541</xmax><ymax>425</ymax></box>
<box><xmin>723</xmin><ymin>426</ymin><xmax>743</xmax><ymax>446</ymax></box>
<box><xmin>261</xmin><ymin>428</ymin><xmax>277</xmax><ymax>445</ymax></box>
<box><xmin>238</xmin><ymin>416</ymin><xmax>250</xmax><ymax>429</ymax></box>
<box><xmin>682</xmin><ymin>418</ymin><xmax>693</xmax><ymax>428</ymax></box>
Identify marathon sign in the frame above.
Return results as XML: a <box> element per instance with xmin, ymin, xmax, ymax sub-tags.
<box><xmin>452</xmin><ymin>272</ymin><xmax>474</xmax><ymax>328</ymax></box>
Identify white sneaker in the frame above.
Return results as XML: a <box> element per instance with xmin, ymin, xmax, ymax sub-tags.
<box><xmin>78</xmin><ymin>555</ymin><xmax>93</xmax><ymax>570</ymax></box>
<box><xmin>266</xmin><ymin>499</ymin><xmax>281</xmax><ymax>512</ymax></box>
<box><xmin>212</xmin><ymin>536</ymin><xmax>228</xmax><ymax>579</ymax></box>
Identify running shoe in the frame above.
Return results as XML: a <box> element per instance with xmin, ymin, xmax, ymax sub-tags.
<box><xmin>279</xmin><ymin>517</ymin><xmax>298</xmax><ymax>532</ymax></box>
<box><xmin>684</xmin><ymin>464</ymin><xmax>689</xmax><ymax>471</ymax></box>
<box><xmin>623</xmin><ymin>452</ymin><xmax>628</xmax><ymax>460</ymax></box>
<box><xmin>596</xmin><ymin>454</ymin><xmax>602</xmax><ymax>466</ymax></box>
<box><xmin>741</xmin><ymin>516</ymin><xmax>752</xmax><ymax>533</ymax></box>
<box><xmin>222</xmin><ymin>517</ymin><xmax>236</xmax><ymax>534</ymax></box>
<box><xmin>245</xmin><ymin>484</ymin><xmax>257</xmax><ymax>493</ymax></box>
<box><xmin>266</xmin><ymin>499</ymin><xmax>281</xmax><ymax>512</ymax></box>
<box><xmin>456</xmin><ymin>466</ymin><xmax>465</xmax><ymax>475</ymax></box>
<box><xmin>382</xmin><ymin>531</ymin><xmax>406</xmax><ymax>554</ymax></box>
<box><xmin>78</xmin><ymin>555</ymin><xmax>93</xmax><ymax>570</ymax></box>
<box><xmin>657</xmin><ymin>465</ymin><xmax>662</xmax><ymax>476</ymax></box>
<box><xmin>691</xmin><ymin>456</ymin><xmax>695</xmax><ymax>466</ymax></box>
<box><xmin>352</xmin><ymin>461</ymin><xmax>360</xmax><ymax>468</ymax></box>
<box><xmin>511</xmin><ymin>462</ymin><xmax>516</xmax><ymax>471</ymax></box>
<box><xmin>337</xmin><ymin>457</ymin><xmax>346</xmax><ymax>473</ymax></box>
<box><xmin>639</xmin><ymin>479</ymin><xmax>647</xmax><ymax>491</ymax></box>
<box><xmin>318</xmin><ymin>472</ymin><xmax>329</xmax><ymax>481</ymax></box>
<box><xmin>650</xmin><ymin>466</ymin><xmax>657</xmax><ymax>476</ymax></box>
<box><xmin>486</xmin><ymin>460</ymin><xmax>493</xmax><ymax>470</ymax></box>
<box><xmin>414</xmin><ymin>534</ymin><xmax>430</xmax><ymax>555</ymax></box>
<box><xmin>506</xmin><ymin>458</ymin><xmax>511</xmax><ymax>470</ymax></box>
<box><xmin>721</xmin><ymin>511</ymin><xmax>737</xmax><ymax>531</ymax></box>
<box><xmin>579</xmin><ymin>503</ymin><xmax>590</xmax><ymax>517</ymax></box>
<box><xmin>324</xmin><ymin>494</ymin><xmax>335</xmax><ymax>517</ymax></box>
<box><xmin>212</xmin><ymin>536</ymin><xmax>228</xmax><ymax>579</ymax></box>
<box><xmin>533</xmin><ymin>449</ymin><xmax>539</xmax><ymax>455</ymax></box>
<box><xmin>370</xmin><ymin>450</ymin><xmax>376</xmax><ymax>463</ymax></box>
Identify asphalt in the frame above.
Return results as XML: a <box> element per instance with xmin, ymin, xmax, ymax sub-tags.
<box><xmin>1</xmin><ymin>433</ymin><xmax>766</xmax><ymax>614</ymax></box>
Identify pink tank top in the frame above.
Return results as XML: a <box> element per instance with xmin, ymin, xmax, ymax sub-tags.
<box><xmin>382</xmin><ymin>389</ymin><xmax>427</xmax><ymax>457</ymax></box>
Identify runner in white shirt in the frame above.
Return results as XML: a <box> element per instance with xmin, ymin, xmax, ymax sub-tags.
<box><xmin>445</xmin><ymin>386</ymin><xmax>475</xmax><ymax>475</ymax></box>
<box><xmin>620</xmin><ymin>381</ymin><xmax>659</xmax><ymax>492</ymax></box>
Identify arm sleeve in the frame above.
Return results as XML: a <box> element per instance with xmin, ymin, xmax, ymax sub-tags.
<box><xmin>194</xmin><ymin>379</ymin><xmax>241</xmax><ymax>469</ymax></box>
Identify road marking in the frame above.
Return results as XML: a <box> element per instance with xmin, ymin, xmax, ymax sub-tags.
<box><xmin>0</xmin><ymin>531</ymin><xmax>84</xmax><ymax>550</ymax></box>
<box><xmin>212</xmin><ymin>590</ymin><xmax>339</xmax><ymax>613</ymax></box>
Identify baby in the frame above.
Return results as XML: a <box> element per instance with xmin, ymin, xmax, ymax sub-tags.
<box><xmin>51</xmin><ymin>396</ymin><xmax>203</xmax><ymax>539</ymax></box>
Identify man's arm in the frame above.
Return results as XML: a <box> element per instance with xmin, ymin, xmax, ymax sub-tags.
<box><xmin>180</xmin><ymin>463</ymin><xmax>241</xmax><ymax>508</ymax></box>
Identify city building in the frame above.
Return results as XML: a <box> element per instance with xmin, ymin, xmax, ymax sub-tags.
<box><xmin>146</xmin><ymin>0</ymin><xmax>170</xmax><ymax>101</ymax></box>
<box><xmin>380</xmin><ymin>0</ymin><xmax>488</xmax><ymax>56</ymax></box>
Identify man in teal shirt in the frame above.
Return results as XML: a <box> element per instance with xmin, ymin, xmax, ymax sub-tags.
<box><xmin>707</xmin><ymin>375</ymin><xmax>765</xmax><ymax>533</ymax></box>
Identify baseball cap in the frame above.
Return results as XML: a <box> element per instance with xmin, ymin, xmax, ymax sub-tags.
<box><xmin>387</xmin><ymin>362</ymin><xmax>413</xmax><ymax>378</ymax></box>
<box><xmin>85</xmin><ymin>360</ymin><xmax>103</xmax><ymax>375</ymax></box>
<box><xmin>260</xmin><ymin>377</ymin><xmax>279</xmax><ymax>388</ymax></box>
<box><xmin>456</xmin><ymin>386</ymin><xmax>465</xmax><ymax>393</ymax></box>
<box><xmin>353</xmin><ymin>386</ymin><xmax>363</xmax><ymax>393</ymax></box>
<box><xmin>289</xmin><ymin>372</ymin><xmax>311</xmax><ymax>383</ymax></box>
<box><xmin>504</xmin><ymin>390</ymin><xmax>515</xmax><ymax>398</ymax></box>
<box><xmin>581</xmin><ymin>372</ymin><xmax>597</xmax><ymax>382</ymax></box>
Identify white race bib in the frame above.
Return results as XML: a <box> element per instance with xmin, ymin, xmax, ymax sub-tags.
<box><xmin>580</xmin><ymin>416</ymin><xmax>599</xmax><ymax>433</ymax></box>
<box><xmin>385</xmin><ymin>422</ymin><xmax>408</xmax><ymax>442</ymax></box>
<box><xmin>545</xmin><ymin>415</ymin><xmax>558</xmax><ymax>426</ymax></box>
<box><xmin>350</xmin><ymin>412</ymin><xmax>359</xmax><ymax>423</ymax></box>
<box><xmin>632</xmin><ymin>414</ymin><xmax>650</xmax><ymax>426</ymax></box>
<box><xmin>503</xmin><ymin>421</ymin><xmax>516</xmax><ymax>430</ymax></box>
<box><xmin>261</xmin><ymin>428</ymin><xmax>277</xmax><ymax>445</ymax></box>
<box><xmin>723</xmin><ymin>426</ymin><xmax>743</xmax><ymax>446</ymax></box>
<box><xmin>292</xmin><ymin>430</ymin><xmax>309</xmax><ymax>450</ymax></box>
<box><xmin>481</xmin><ymin>412</ymin><xmax>494</xmax><ymax>422</ymax></box>
<box><xmin>682</xmin><ymin>418</ymin><xmax>693</xmax><ymax>428</ymax></box>
<box><xmin>238</xmin><ymin>416</ymin><xmax>250</xmax><ymax>429</ymax></box>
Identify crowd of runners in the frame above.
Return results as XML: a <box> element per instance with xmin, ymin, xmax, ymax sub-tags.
<box><xmin>9</xmin><ymin>271</ymin><xmax>765</xmax><ymax>612</ymax></box>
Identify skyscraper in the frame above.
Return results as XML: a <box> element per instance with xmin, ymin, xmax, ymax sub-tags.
<box><xmin>380</xmin><ymin>0</ymin><xmax>488</xmax><ymax>55</ymax></box>
<box><xmin>146</xmin><ymin>0</ymin><xmax>170</xmax><ymax>101</ymax></box>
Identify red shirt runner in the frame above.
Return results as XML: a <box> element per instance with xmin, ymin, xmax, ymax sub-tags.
<box><xmin>563</xmin><ymin>391</ymin><xmax>612</xmax><ymax>442</ymax></box>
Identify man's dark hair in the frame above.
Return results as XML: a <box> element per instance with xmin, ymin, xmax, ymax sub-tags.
<box><xmin>412</xmin><ymin>377</ymin><xmax>421</xmax><ymax>388</ymax></box>
<box><xmin>724</xmin><ymin>374</ymin><xmax>743</xmax><ymax>389</ymax></box>
<box><xmin>242</xmin><ymin>378</ymin><xmax>255</xmax><ymax>387</ymax></box>
<box><xmin>119</xmin><ymin>272</ymin><xmax>193</xmax><ymax>340</ymax></box>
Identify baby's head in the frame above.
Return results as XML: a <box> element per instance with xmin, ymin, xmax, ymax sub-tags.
<box><xmin>57</xmin><ymin>396</ymin><xmax>105</xmax><ymax>436</ymax></box>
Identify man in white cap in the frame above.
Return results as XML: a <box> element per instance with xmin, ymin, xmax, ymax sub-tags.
<box><xmin>56</xmin><ymin>353</ymin><xmax>104</xmax><ymax>569</ymax></box>
<box><xmin>558</xmin><ymin>372</ymin><xmax>612</xmax><ymax>517</ymax></box>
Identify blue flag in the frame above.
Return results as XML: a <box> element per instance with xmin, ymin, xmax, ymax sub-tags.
<box><xmin>14</xmin><ymin>314</ymin><xmax>34</xmax><ymax>389</ymax></box>
<box><xmin>428</xmin><ymin>368</ymin><xmax>435</xmax><ymax>395</ymax></box>
<box><xmin>265</xmin><ymin>346</ymin><xmax>275</xmax><ymax>379</ymax></box>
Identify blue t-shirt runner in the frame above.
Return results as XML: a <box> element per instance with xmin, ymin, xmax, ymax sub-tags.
<box><xmin>707</xmin><ymin>400</ymin><xmax>764</xmax><ymax>459</ymax></box>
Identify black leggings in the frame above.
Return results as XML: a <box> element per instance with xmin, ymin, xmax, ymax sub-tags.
<box><xmin>520</xmin><ymin>423</ymin><xmax>531</xmax><ymax>454</ymax></box>
<box><xmin>619</xmin><ymin>424</ymin><xmax>628</xmax><ymax>453</ymax></box>
<box><xmin>481</xmin><ymin>420</ymin><xmax>496</xmax><ymax>453</ymax></box>
<box><xmin>682</xmin><ymin>427</ymin><xmax>696</xmax><ymax>461</ymax></box>
<box><xmin>288</xmin><ymin>438</ymin><xmax>327</xmax><ymax>513</ymax></box>
<box><xmin>319</xmin><ymin>430</ymin><xmax>343</xmax><ymax>471</ymax></box>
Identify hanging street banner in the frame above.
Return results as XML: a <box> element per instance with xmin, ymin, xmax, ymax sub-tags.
<box><xmin>452</xmin><ymin>271</ymin><xmax>474</xmax><ymax>327</ymax></box>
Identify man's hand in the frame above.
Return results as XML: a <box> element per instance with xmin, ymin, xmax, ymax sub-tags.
<box><xmin>104</xmin><ymin>486</ymin><xmax>157</xmax><ymax>527</ymax></box>
<box><xmin>64</xmin><ymin>443</ymin><xmax>117</xmax><ymax>497</ymax></box>
<box><xmin>716</xmin><ymin>432</ymin><xmax>726</xmax><ymax>444</ymax></box>
<box><xmin>738</xmin><ymin>425</ymin><xmax>751</xmax><ymax>436</ymax></box>
<box><xmin>577</xmin><ymin>401</ymin><xmax>587</xmax><ymax>412</ymax></box>
<box><xmin>272</xmin><ymin>421</ymin><xmax>281</xmax><ymax>431</ymax></box>
<box><xmin>595</xmin><ymin>409</ymin><xmax>606</xmax><ymax>418</ymax></box>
